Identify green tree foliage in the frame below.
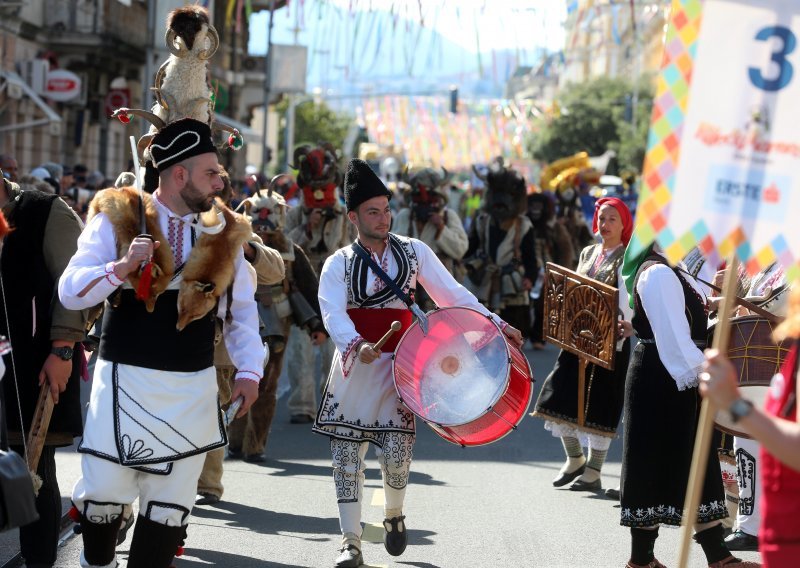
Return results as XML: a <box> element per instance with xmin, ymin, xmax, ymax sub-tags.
<box><xmin>275</xmin><ymin>98</ymin><xmax>354</xmax><ymax>171</ymax></box>
<box><xmin>528</xmin><ymin>75</ymin><xmax>654</xmax><ymax>172</ymax></box>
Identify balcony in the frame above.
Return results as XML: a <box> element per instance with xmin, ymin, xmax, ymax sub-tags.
<box><xmin>43</xmin><ymin>0</ymin><xmax>148</xmax><ymax>55</ymax></box>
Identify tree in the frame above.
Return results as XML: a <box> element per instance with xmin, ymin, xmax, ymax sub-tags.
<box><xmin>275</xmin><ymin>98</ymin><xmax>354</xmax><ymax>172</ymax></box>
<box><xmin>528</xmin><ymin>75</ymin><xmax>654</xmax><ymax>173</ymax></box>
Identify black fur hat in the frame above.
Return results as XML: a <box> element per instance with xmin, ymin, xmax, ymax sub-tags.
<box><xmin>344</xmin><ymin>159</ymin><xmax>392</xmax><ymax>212</ymax></box>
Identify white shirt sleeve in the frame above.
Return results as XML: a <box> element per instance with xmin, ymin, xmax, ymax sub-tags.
<box><xmin>413</xmin><ymin>239</ymin><xmax>506</xmax><ymax>327</ymax></box>
<box><xmin>618</xmin><ymin>266</ymin><xmax>633</xmax><ymax>322</ymax></box>
<box><xmin>58</xmin><ymin>213</ymin><xmax>125</xmax><ymax>310</ymax></box>
<box><xmin>220</xmin><ymin>252</ymin><xmax>267</xmax><ymax>382</ymax></box>
<box><xmin>318</xmin><ymin>251</ymin><xmax>361</xmax><ymax>353</ymax></box>
<box><xmin>637</xmin><ymin>263</ymin><xmax>706</xmax><ymax>390</ymax></box>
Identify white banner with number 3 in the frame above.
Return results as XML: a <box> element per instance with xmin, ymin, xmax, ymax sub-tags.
<box><xmin>669</xmin><ymin>0</ymin><xmax>800</xmax><ymax>261</ymax></box>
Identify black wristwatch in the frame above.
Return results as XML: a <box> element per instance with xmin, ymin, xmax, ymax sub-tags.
<box><xmin>50</xmin><ymin>346</ymin><xmax>74</xmax><ymax>361</ymax></box>
<box><xmin>729</xmin><ymin>398</ymin><xmax>754</xmax><ymax>423</ymax></box>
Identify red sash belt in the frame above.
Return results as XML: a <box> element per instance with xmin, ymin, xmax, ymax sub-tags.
<box><xmin>347</xmin><ymin>308</ymin><xmax>412</xmax><ymax>353</ymax></box>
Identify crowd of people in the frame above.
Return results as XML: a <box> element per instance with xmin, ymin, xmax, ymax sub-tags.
<box><xmin>0</xmin><ymin>5</ymin><xmax>797</xmax><ymax>567</ymax></box>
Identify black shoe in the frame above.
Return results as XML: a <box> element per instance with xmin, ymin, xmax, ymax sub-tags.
<box><xmin>552</xmin><ymin>464</ymin><xmax>586</xmax><ymax>487</ymax></box>
<box><xmin>244</xmin><ymin>453</ymin><xmax>266</xmax><ymax>463</ymax></box>
<box><xmin>569</xmin><ymin>478</ymin><xmax>602</xmax><ymax>492</ymax></box>
<box><xmin>195</xmin><ymin>492</ymin><xmax>221</xmax><ymax>506</ymax></box>
<box><xmin>226</xmin><ymin>447</ymin><xmax>243</xmax><ymax>460</ymax></box>
<box><xmin>116</xmin><ymin>512</ymin><xmax>135</xmax><ymax>545</ymax></box>
<box><xmin>383</xmin><ymin>515</ymin><xmax>407</xmax><ymax>556</ymax></box>
<box><xmin>334</xmin><ymin>544</ymin><xmax>363</xmax><ymax>568</ymax></box>
<box><xmin>605</xmin><ymin>487</ymin><xmax>620</xmax><ymax>501</ymax></box>
<box><xmin>724</xmin><ymin>529</ymin><xmax>759</xmax><ymax>552</ymax></box>
<box><xmin>290</xmin><ymin>414</ymin><xmax>313</xmax><ymax>424</ymax></box>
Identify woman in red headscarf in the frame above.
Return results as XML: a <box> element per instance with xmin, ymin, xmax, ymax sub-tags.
<box><xmin>532</xmin><ymin>197</ymin><xmax>635</xmax><ymax>492</ymax></box>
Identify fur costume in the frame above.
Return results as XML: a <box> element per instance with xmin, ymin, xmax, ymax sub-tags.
<box><xmin>464</xmin><ymin>160</ymin><xmax>537</xmax><ymax>334</ymax></box>
<box><xmin>87</xmin><ymin>187</ymin><xmax>175</xmax><ymax>312</ymax></box>
<box><xmin>285</xmin><ymin>144</ymin><xmax>352</xmax><ymax>274</ymax></box>
<box><xmin>176</xmin><ymin>200</ymin><xmax>253</xmax><ymax>330</ymax></box>
<box><xmin>227</xmin><ymin>189</ymin><xmax>324</xmax><ymax>456</ymax></box>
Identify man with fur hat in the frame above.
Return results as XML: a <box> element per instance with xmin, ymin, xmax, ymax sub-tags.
<box><xmin>58</xmin><ymin>118</ymin><xmax>265</xmax><ymax>568</ymax></box>
<box><xmin>315</xmin><ymin>158</ymin><xmax>523</xmax><ymax>568</ymax></box>
<box><xmin>391</xmin><ymin>167</ymin><xmax>468</xmax><ymax>311</ymax></box>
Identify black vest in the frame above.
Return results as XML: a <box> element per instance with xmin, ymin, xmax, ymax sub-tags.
<box><xmin>0</xmin><ymin>190</ymin><xmax>82</xmax><ymax>438</ymax></box>
<box><xmin>99</xmin><ymin>288</ymin><xmax>216</xmax><ymax>372</ymax></box>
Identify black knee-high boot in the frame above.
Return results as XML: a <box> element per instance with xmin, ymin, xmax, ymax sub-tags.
<box><xmin>127</xmin><ymin>515</ymin><xmax>186</xmax><ymax>568</ymax></box>
<box><xmin>79</xmin><ymin>513</ymin><xmax>124</xmax><ymax>567</ymax></box>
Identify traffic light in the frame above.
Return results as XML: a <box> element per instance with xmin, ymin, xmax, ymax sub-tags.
<box><xmin>449</xmin><ymin>87</ymin><xmax>458</xmax><ymax>114</ymax></box>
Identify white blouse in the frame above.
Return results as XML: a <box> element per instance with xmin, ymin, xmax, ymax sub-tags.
<box><xmin>636</xmin><ymin>262</ymin><xmax>706</xmax><ymax>391</ymax></box>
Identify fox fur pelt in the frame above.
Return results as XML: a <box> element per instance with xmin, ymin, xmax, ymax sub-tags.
<box><xmin>87</xmin><ymin>187</ymin><xmax>175</xmax><ymax>312</ymax></box>
<box><xmin>176</xmin><ymin>199</ymin><xmax>252</xmax><ymax>330</ymax></box>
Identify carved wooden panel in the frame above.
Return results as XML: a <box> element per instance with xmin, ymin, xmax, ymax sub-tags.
<box><xmin>543</xmin><ymin>262</ymin><xmax>619</xmax><ymax>370</ymax></box>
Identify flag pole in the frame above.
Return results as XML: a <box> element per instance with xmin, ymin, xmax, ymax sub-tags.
<box><xmin>676</xmin><ymin>254</ymin><xmax>739</xmax><ymax>567</ymax></box>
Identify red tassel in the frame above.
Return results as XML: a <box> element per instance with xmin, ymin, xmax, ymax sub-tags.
<box><xmin>135</xmin><ymin>262</ymin><xmax>153</xmax><ymax>302</ymax></box>
<box><xmin>176</xmin><ymin>546</ymin><xmax>185</xmax><ymax>557</ymax></box>
<box><xmin>68</xmin><ymin>506</ymin><xmax>81</xmax><ymax>523</ymax></box>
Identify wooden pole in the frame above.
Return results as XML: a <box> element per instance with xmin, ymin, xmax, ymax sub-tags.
<box><xmin>577</xmin><ymin>358</ymin><xmax>587</xmax><ymax>427</ymax></box>
<box><xmin>676</xmin><ymin>255</ymin><xmax>739</xmax><ymax>567</ymax></box>
<box><xmin>26</xmin><ymin>384</ymin><xmax>54</xmax><ymax>474</ymax></box>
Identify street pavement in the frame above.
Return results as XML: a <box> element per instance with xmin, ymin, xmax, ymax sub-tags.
<box><xmin>0</xmin><ymin>343</ymin><xmax>762</xmax><ymax>567</ymax></box>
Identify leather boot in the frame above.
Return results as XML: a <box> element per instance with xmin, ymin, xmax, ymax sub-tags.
<box><xmin>79</xmin><ymin>513</ymin><xmax>124</xmax><ymax>567</ymax></box>
<box><xmin>126</xmin><ymin>515</ymin><xmax>186</xmax><ymax>568</ymax></box>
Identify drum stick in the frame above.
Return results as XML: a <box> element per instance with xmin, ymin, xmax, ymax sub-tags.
<box><xmin>26</xmin><ymin>383</ymin><xmax>54</xmax><ymax>476</ymax></box>
<box><xmin>373</xmin><ymin>321</ymin><xmax>402</xmax><ymax>352</ymax></box>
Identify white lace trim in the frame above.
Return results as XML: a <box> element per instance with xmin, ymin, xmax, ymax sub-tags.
<box><xmin>673</xmin><ymin>363</ymin><xmax>703</xmax><ymax>391</ymax></box>
<box><xmin>621</xmin><ymin>499</ymin><xmax>727</xmax><ymax>526</ymax></box>
<box><xmin>544</xmin><ymin>421</ymin><xmax>613</xmax><ymax>450</ymax></box>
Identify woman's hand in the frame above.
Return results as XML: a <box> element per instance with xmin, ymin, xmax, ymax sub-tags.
<box><xmin>617</xmin><ymin>320</ymin><xmax>633</xmax><ymax>340</ymax></box>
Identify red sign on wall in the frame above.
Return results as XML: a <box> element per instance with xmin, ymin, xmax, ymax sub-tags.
<box><xmin>105</xmin><ymin>89</ymin><xmax>131</xmax><ymax>117</ymax></box>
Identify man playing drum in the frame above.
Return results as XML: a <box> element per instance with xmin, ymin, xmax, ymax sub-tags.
<box><xmin>314</xmin><ymin>159</ymin><xmax>523</xmax><ymax>568</ymax></box>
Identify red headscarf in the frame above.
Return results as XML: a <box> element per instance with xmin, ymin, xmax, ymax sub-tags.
<box><xmin>592</xmin><ymin>197</ymin><xmax>633</xmax><ymax>245</ymax></box>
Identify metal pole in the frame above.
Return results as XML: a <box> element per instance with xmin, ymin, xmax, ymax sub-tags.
<box><xmin>260</xmin><ymin>0</ymin><xmax>276</xmax><ymax>176</ymax></box>
<box><xmin>284</xmin><ymin>94</ymin><xmax>296</xmax><ymax>173</ymax></box>
<box><xmin>143</xmin><ymin>0</ymin><xmax>156</xmax><ymax>134</ymax></box>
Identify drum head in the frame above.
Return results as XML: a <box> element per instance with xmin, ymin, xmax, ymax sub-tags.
<box><xmin>714</xmin><ymin>385</ymin><xmax>770</xmax><ymax>439</ymax></box>
<box><xmin>392</xmin><ymin>307</ymin><xmax>509</xmax><ymax>426</ymax></box>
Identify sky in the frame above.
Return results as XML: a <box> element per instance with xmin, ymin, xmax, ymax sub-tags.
<box><xmin>249</xmin><ymin>0</ymin><xmax>567</xmax><ymax>97</ymax></box>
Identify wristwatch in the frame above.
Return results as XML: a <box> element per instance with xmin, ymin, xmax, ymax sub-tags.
<box><xmin>50</xmin><ymin>346</ymin><xmax>74</xmax><ymax>361</ymax></box>
<box><xmin>729</xmin><ymin>398</ymin><xmax>754</xmax><ymax>423</ymax></box>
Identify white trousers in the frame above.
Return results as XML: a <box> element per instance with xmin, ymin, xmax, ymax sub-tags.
<box><xmin>73</xmin><ymin>453</ymin><xmax>206</xmax><ymax>527</ymax></box>
<box><xmin>734</xmin><ymin>436</ymin><xmax>761</xmax><ymax>536</ymax></box>
<box><xmin>330</xmin><ymin>433</ymin><xmax>414</xmax><ymax>536</ymax></box>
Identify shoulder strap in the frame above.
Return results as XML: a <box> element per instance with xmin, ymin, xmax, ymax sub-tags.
<box><xmin>351</xmin><ymin>241</ymin><xmax>412</xmax><ymax>307</ymax></box>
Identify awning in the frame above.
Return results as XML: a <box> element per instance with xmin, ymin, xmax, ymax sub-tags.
<box><xmin>214</xmin><ymin>112</ymin><xmax>261</xmax><ymax>144</ymax></box>
<box><xmin>0</xmin><ymin>70</ymin><xmax>62</xmax><ymax>133</ymax></box>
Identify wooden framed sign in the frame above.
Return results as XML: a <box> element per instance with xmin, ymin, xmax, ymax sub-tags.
<box><xmin>543</xmin><ymin>262</ymin><xmax>619</xmax><ymax>371</ymax></box>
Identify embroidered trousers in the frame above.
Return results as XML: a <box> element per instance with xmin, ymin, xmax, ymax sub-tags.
<box><xmin>330</xmin><ymin>432</ymin><xmax>414</xmax><ymax>536</ymax></box>
<box><xmin>734</xmin><ymin>436</ymin><xmax>761</xmax><ymax>536</ymax></box>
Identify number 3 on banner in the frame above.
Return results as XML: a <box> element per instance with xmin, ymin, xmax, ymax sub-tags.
<box><xmin>749</xmin><ymin>26</ymin><xmax>797</xmax><ymax>92</ymax></box>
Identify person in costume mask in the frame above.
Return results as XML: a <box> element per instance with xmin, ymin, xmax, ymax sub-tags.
<box><xmin>315</xmin><ymin>159</ymin><xmax>523</xmax><ymax>568</ymax></box>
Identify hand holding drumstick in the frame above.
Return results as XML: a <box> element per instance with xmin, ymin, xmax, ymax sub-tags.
<box><xmin>358</xmin><ymin>321</ymin><xmax>401</xmax><ymax>364</ymax></box>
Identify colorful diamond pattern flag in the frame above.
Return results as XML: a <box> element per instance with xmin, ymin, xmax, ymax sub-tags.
<box><xmin>629</xmin><ymin>0</ymin><xmax>800</xmax><ymax>280</ymax></box>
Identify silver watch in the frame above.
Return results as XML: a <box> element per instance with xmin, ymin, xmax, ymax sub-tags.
<box><xmin>729</xmin><ymin>398</ymin><xmax>754</xmax><ymax>423</ymax></box>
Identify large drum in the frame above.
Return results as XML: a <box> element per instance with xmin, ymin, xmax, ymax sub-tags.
<box><xmin>712</xmin><ymin>315</ymin><xmax>789</xmax><ymax>438</ymax></box>
<box><xmin>392</xmin><ymin>307</ymin><xmax>534</xmax><ymax>446</ymax></box>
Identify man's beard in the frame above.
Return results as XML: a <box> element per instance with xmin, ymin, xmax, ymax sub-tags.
<box><xmin>180</xmin><ymin>179</ymin><xmax>216</xmax><ymax>213</ymax></box>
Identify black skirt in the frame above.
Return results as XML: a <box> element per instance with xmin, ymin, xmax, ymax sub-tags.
<box><xmin>532</xmin><ymin>339</ymin><xmax>630</xmax><ymax>437</ymax></box>
<box><xmin>620</xmin><ymin>342</ymin><xmax>727</xmax><ymax>527</ymax></box>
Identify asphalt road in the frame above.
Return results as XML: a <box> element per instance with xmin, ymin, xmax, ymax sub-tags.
<box><xmin>0</xmin><ymin>343</ymin><xmax>762</xmax><ymax>567</ymax></box>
